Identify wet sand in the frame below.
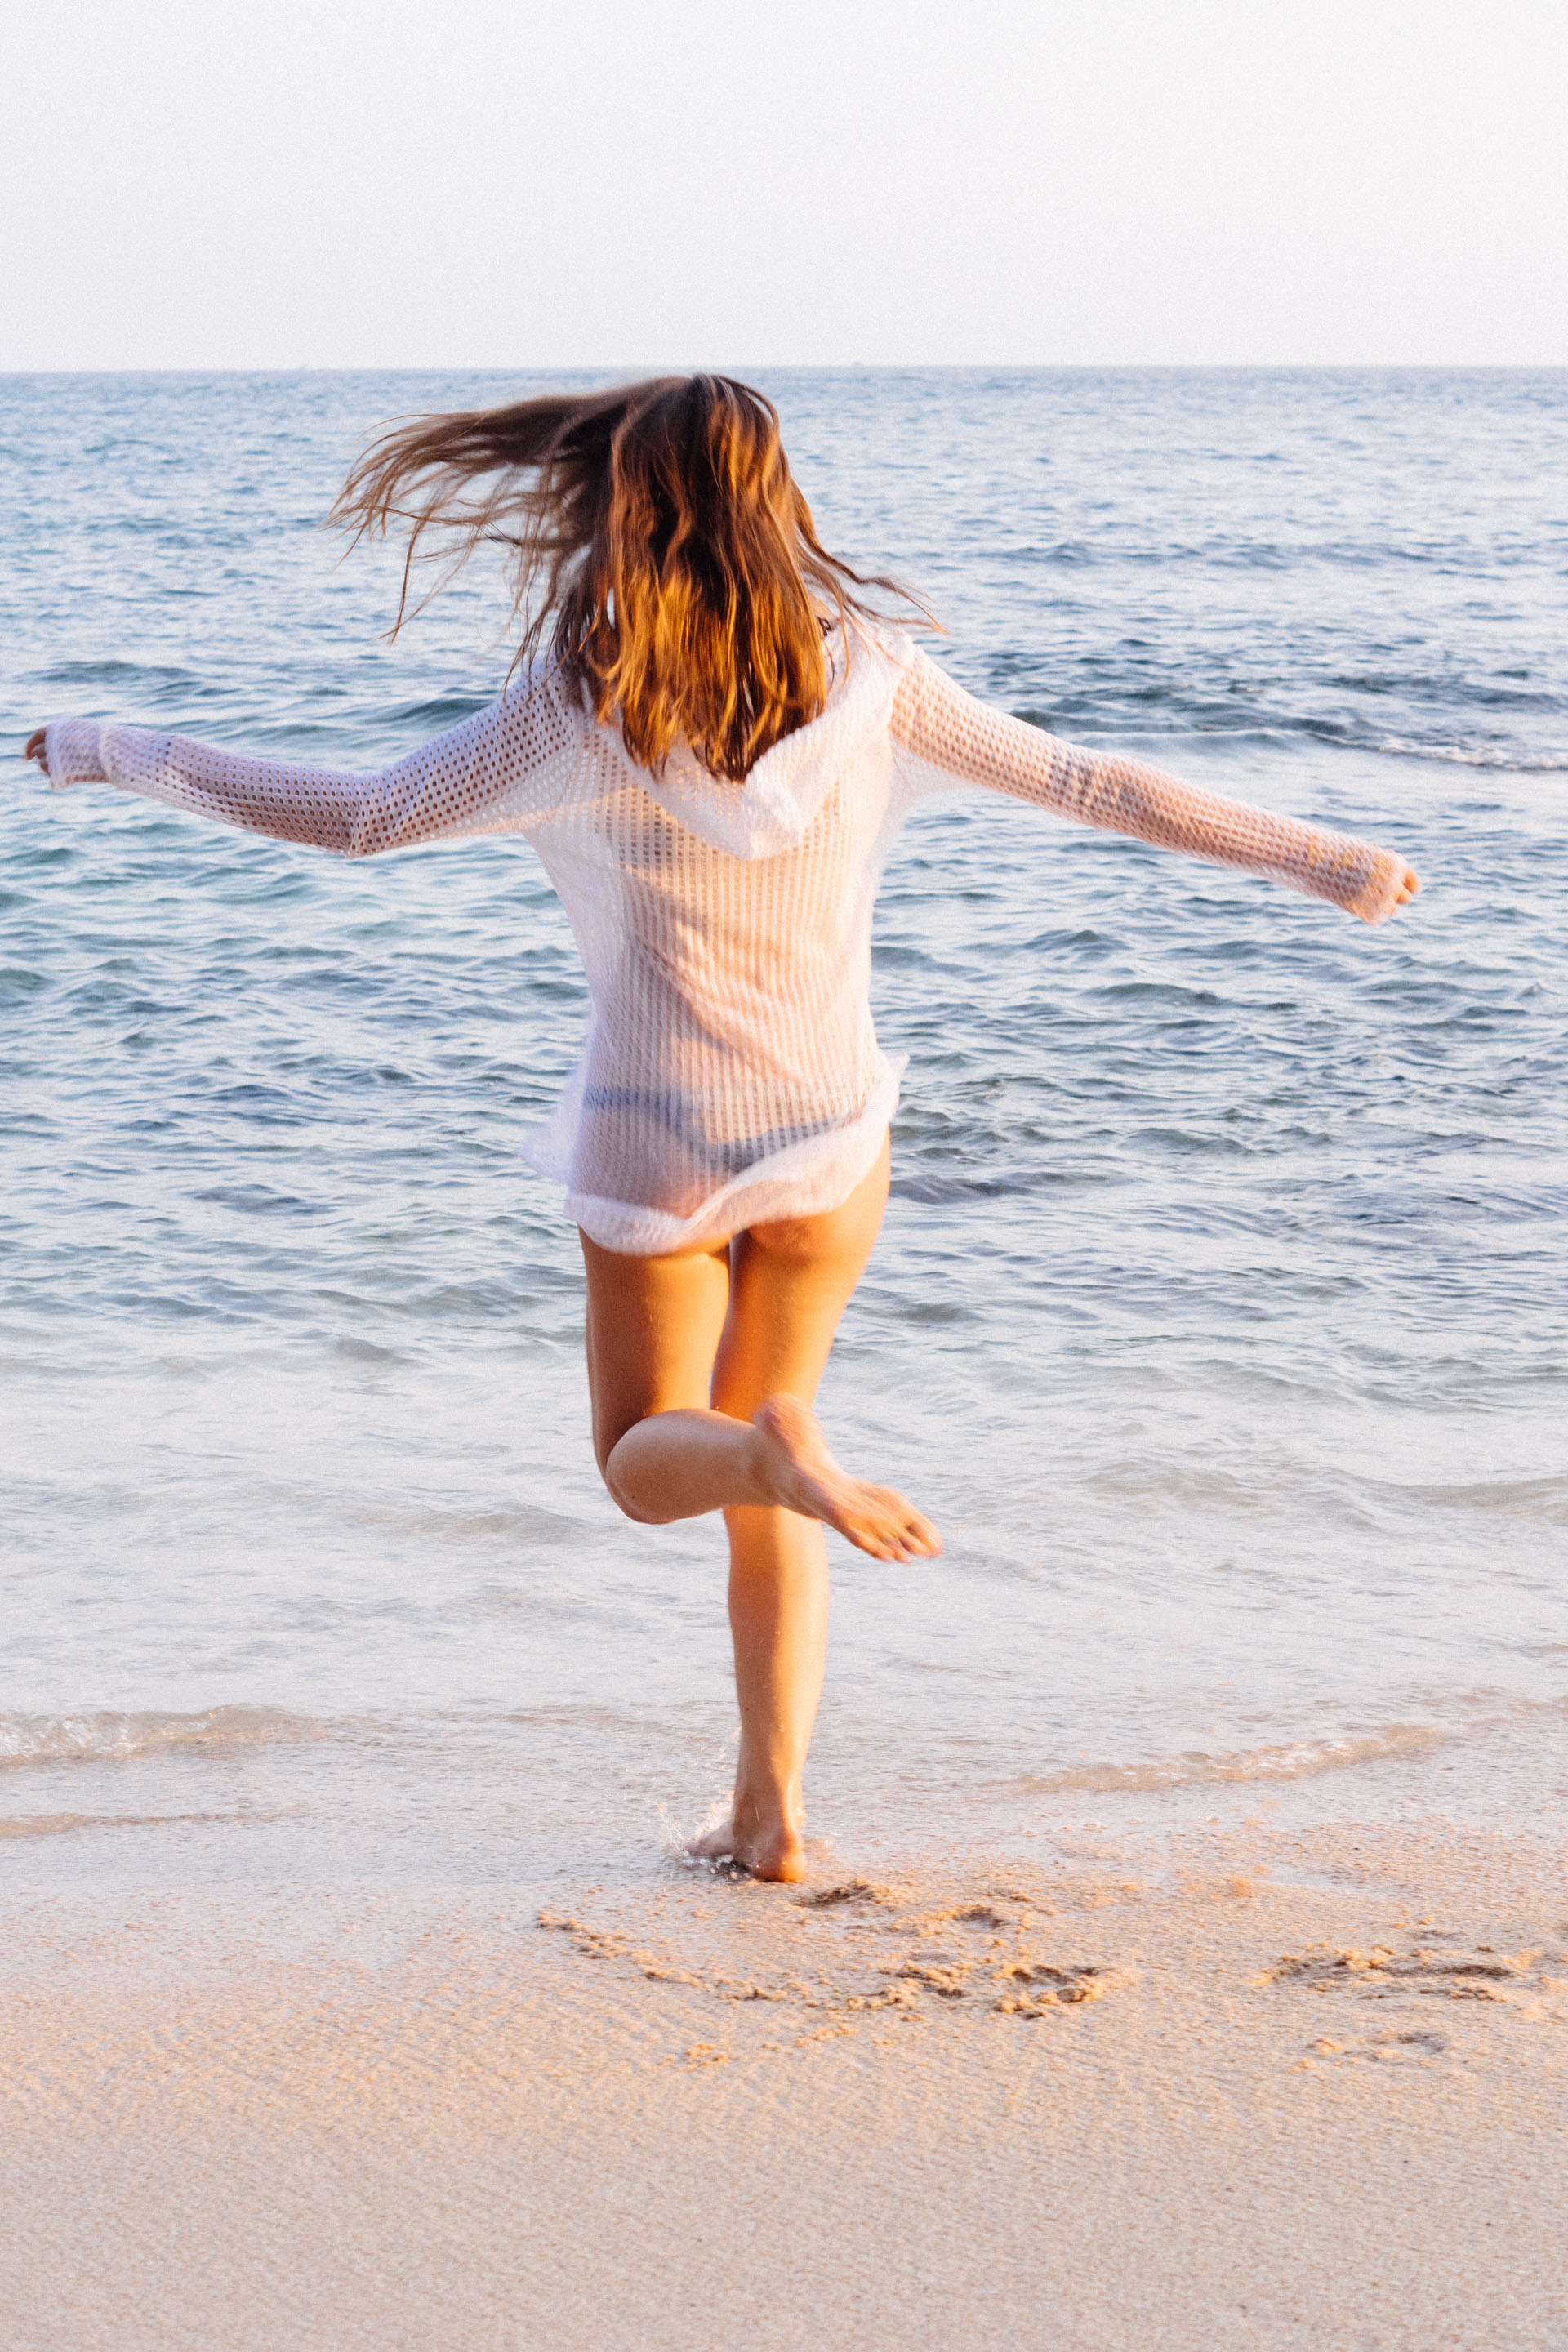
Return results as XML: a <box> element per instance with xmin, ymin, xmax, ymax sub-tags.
<box><xmin>3</xmin><ymin>1819</ymin><xmax>1565</xmax><ymax>2351</ymax></box>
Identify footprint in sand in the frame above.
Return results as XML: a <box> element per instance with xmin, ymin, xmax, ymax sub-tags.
<box><xmin>1305</xmin><ymin>2029</ymin><xmax>1451</xmax><ymax>2064</ymax></box>
<box><xmin>1260</xmin><ymin>1938</ymin><xmax>1566</xmax><ymax>2013</ymax></box>
<box><xmin>540</xmin><ymin>1880</ymin><xmax>1139</xmax><ymax>2026</ymax></box>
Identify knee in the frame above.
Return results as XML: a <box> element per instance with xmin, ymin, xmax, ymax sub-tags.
<box><xmin>605</xmin><ymin>1478</ymin><xmax>666</xmax><ymax>1527</ymax></box>
<box><xmin>596</xmin><ymin>1428</ymin><xmax>668</xmax><ymax>1526</ymax></box>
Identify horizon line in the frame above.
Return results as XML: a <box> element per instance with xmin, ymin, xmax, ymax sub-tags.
<box><xmin>6</xmin><ymin>359</ymin><xmax>1568</xmax><ymax>381</ymax></box>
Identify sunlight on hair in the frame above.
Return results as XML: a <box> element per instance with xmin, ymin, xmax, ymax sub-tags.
<box><xmin>332</xmin><ymin>375</ymin><xmax>932</xmax><ymax>781</ymax></box>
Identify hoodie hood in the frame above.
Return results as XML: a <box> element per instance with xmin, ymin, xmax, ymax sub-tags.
<box><xmin>633</xmin><ymin>625</ymin><xmax>907</xmax><ymax>860</ymax></box>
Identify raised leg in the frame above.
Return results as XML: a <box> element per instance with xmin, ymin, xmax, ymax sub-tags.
<box><xmin>581</xmin><ymin>1148</ymin><xmax>938</xmax><ymax>1561</ymax></box>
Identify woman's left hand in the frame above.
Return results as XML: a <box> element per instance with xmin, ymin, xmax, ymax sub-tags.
<box><xmin>24</xmin><ymin>728</ymin><xmax>48</xmax><ymax>768</ymax></box>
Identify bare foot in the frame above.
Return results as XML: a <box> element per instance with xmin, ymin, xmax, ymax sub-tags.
<box><xmin>688</xmin><ymin>1811</ymin><xmax>808</xmax><ymax>1883</ymax></box>
<box><xmin>751</xmin><ymin>1394</ymin><xmax>942</xmax><ymax>1563</ymax></box>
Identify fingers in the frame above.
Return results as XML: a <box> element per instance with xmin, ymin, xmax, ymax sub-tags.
<box><xmin>24</xmin><ymin>727</ymin><xmax>47</xmax><ymax>766</ymax></box>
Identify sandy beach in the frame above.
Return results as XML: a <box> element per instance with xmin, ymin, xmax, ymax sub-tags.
<box><xmin>4</xmin><ymin>1817</ymin><xmax>1564</xmax><ymax>2351</ymax></box>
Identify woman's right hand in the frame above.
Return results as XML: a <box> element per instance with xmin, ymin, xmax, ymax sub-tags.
<box><xmin>24</xmin><ymin>728</ymin><xmax>47</xmax><ymax>769</ymax></box>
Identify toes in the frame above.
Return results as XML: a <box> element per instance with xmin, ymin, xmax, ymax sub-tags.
<box><xmin>864</xmin><ymin>1488</ymin><xmax>940</xmax><ymax>1561</ymax></box>
<box><xmin>845</xmin><ymin>1506</ymin><xmax>940</xmax><ymax>1564</ymax></box>
<box><xmin>770</xmin><ymin>1450</ymin><xmax>939</xmax><ymax>1565</ymax></box>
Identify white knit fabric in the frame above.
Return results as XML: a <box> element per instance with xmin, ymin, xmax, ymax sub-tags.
<box><xmin>44</xmin><ymin>627</ymin><xmax>1408</xmax><ymax>1253</ymax></box>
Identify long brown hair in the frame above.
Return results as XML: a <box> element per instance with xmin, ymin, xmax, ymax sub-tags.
<box><xmin>332</xmin><ymin>375</ymin><xmax>924</xmax><ymax>782</ymax></box>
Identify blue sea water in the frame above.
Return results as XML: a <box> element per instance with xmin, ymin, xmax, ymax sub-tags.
<box><xmin>2</xmin><ymin>368</ymin><xmax>1565</xmax><ymax>1894</ymax></box>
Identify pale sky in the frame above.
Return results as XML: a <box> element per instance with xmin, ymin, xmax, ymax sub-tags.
<box><xmin>6</xmin><ymin>0</ymin><xmax>1564</xmax><ymax>371</ymax></box>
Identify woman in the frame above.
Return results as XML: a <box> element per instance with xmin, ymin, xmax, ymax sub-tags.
<box><xmin>26</xmin><ymin>375</ymin><xmax>1420</xmax><ymax>1882</ymax></box>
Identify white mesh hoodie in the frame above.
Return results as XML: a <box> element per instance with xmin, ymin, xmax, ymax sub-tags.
<box><xmin>43</xmin><ymin>626</ymin><xmax>1410</xmax><ymax>1254</ymax></box>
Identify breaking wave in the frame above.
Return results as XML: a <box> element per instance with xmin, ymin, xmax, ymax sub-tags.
<box><xmin>0</xmin><ymin>1707</ymin><xmax>322</xmax><ymax>1771</ymax></box>
<box><xmin>1009</xmin><ymin>1723</ymin><xmax>1448</xmax><ymax>1797</ymax></box>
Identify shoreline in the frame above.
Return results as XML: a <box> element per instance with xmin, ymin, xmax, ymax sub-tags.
<box><xmin>6</xmin><ymin>1817</ymin><xmax>1564</xmax><ymax>2350</ymax></box>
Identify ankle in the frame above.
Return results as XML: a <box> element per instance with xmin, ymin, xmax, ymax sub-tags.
<box><xmin>737</xmin><ymin>1421</ymin><xmax>784</xmax><ymax>1508</ymax></box>
<box><xmin>731</xmin><ymin>1780</ymin><xmax>803</xmax><ymax>1839</ymax></box>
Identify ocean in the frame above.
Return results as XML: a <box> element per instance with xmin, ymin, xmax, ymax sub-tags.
<box><xmin>2</xmin><ymin>367</ymin><xmax>1565</xmax><ymax>1903</ymax></box>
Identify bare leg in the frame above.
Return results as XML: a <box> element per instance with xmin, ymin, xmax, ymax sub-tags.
<box><xmin>579</xmin><ymin>1138</ymin><xmax>938</xmax><ymax>1882</ymax></box>
<box><xmin>601</xmin><ymin>1399</ymin><xmax>939</xmax><ymax>1559</ymax></box>
<box><xmin>708</xmin><ymin>1508</ymin><xmax>831</xmax><ymax>1881</ymax></box>
<box><xmin>582</xmin><ymin>1152</ymin><xmax>939</xmax><ymax>1561</ymax></box>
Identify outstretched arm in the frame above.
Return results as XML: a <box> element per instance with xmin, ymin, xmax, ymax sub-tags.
<box><xmin>24</xmin><ymin>670</ymin><xmax>581</xmax><ymax>858</ymax></box>
<box><xmin>888</xmin><ymin>648</ymin><xmax>1419</xmax><ymax>924</ymax></box>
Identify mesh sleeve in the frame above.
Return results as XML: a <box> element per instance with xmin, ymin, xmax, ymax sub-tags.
<box><xmin>41</xmin><ymin>668</ymin><xmax>584</xmax><ymax>858</ymax></box>
<box><xmin>888</xmin><ymin>648</ymin><xmax>1407</xmax><ymax>925</ymax></box>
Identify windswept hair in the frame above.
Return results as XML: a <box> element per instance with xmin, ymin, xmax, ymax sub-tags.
<box><xmin>330</xmin><ymin>375</ymin><xmax>925</xmax><ymax>782</ymax></box>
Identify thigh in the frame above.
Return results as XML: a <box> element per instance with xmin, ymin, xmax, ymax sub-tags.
<box><xmin>579</xmin><ymin>1232</ymin><xmax>732</xmax><ymax>1474</ymax></box>
<box><xmin>710</xmin><ymin>1133</ymin><xmax>890</xmax><ymax>1421</ymax></box>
